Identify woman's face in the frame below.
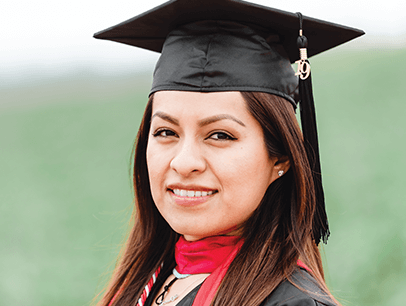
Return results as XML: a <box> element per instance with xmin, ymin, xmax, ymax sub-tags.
<box><xmin>147</xmin><ymin>91</ymin><xmax>285</xmax><ymax>241</ymax></box>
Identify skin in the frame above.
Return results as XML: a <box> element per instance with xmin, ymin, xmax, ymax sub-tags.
<box><xmin>147</xmin><ymin>91</ymin><xmax>289</xmax><ymax>242</ymax></box>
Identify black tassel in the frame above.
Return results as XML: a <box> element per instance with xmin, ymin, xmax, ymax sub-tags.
<box><xmin>296</xmin><ymin>13</ymin><xmax>330</xmax><ymax>244</ymax></box>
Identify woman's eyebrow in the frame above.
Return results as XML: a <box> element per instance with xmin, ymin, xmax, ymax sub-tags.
<box><xmin>151</xmin><ymin>112</ymin><xmax>245</xmax><ymax>127</ymax></box>
<box><xmin>151</xmin><ymin>111</ymin><xmax>179</xmax><ymax>125</ymax></box>
<box><xmin>198</xmin><ymin>114</ymin><xmax>246</xmax><ymax>127</ymax></box>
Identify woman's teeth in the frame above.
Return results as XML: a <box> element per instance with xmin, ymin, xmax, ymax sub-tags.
<box><xmin>173</xmin><ymin>189</ymin><xmax>215</xmax><ymax>197</ymax></box>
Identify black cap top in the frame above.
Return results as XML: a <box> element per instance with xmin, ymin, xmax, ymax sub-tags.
<box><xmin>94</xmin><ymin>0</ymin><xmax>364</xmax><ymax>62</ymax></box>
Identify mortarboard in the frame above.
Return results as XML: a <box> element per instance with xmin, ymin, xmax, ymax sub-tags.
<box><xmin>94</xmin><ymin>0</ymin><xmax>364</xmax><ymax>244</ymax></box>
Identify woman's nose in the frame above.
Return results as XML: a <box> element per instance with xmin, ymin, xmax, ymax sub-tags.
<box><xmin>170</xmin><ymin>138</ymin><xmax>207</xmax><ymax>177</ymax></box>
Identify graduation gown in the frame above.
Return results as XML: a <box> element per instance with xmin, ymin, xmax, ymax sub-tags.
<box><xmin>146</xmin><ymin>268</ymin><xmax>337</xmax><ymax>306</ymax></box>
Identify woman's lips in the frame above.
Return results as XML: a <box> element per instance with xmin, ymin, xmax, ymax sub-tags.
<box><xmin>168</xmin><ymin>188</ymin><xmax>217</xmax><ymax>206</ymax></box>
<box><xmin>173</xmin><ymin>189</ymin><xmax>215</xmax><ymax>197</ymax></box>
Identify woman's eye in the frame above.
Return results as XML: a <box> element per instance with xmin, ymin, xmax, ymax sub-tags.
<box><xmin>209</xmin><ymin>132</ymin><xmax>236</xmax><ymax>141</ymax></box>
<box><xmin>152</xmin><ymin>129</ymin><xmax>177</xmax><ymax>137</ymax></box>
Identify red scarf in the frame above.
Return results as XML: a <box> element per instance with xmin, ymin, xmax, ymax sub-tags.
<box><xmin>175</xmin><ymin>235</ymin><xmax>242</xmax><ymax>274</ymax></box>
<box><xmin>175</xmin><ymin>235</ymin><xmax>243</xmax><ymax>306</ymax></box>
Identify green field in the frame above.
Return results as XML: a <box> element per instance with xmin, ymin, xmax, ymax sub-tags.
<box><xmin>1</xmin><ymin>47</ymin><xmax>405</xmax><ymax>306</ymax></box>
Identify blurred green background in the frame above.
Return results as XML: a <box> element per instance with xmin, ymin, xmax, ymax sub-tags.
<box><xmin>1</xmin><ymin>46</ymin><xmax>405</xmax><ymax>306</ymax></box>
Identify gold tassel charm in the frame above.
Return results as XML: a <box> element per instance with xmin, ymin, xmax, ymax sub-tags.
<box><xmin>295</xmin><ymin>28</ymin><xmax>311</xmax><ymax>80</ymax></box>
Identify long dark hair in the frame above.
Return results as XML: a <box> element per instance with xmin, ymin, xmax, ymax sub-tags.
<box><xmin>96</xmin><ymin>91</ymin><xmax>339</xmax><ymax>306</ymax></box>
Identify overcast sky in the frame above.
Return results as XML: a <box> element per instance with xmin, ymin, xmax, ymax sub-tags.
<box><xmin>2</xmin><ymin>0</ymin><xmax>405</xmax><ymax>84</ymax></box>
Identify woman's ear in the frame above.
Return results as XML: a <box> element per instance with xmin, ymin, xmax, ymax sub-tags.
<box><xmin>269</xmin><ymin>155</ymin><xmax>290</xmax><ymax>184</ymax></box>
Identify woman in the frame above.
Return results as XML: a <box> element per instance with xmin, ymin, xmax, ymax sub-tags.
<box><xmin>93</xmin><ymin>1</ymin><xmax>364</xmax><ymax>305</ymax></box>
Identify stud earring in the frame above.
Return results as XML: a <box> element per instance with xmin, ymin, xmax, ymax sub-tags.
<box><xmin>278</xmin><ymin>170</ymin><xmax>284</xmax><ymax>177</ymax></box>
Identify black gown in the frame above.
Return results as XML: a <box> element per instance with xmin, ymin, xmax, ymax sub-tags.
<box><xmin>145</xmin><ymin>268</ymin><xmax>337</xmax><ymax>306</ymax></box>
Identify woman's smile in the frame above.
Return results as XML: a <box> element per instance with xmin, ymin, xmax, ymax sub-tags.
<box><xmin>172</xmin><ymin>189</ymin><xmax>216</xmax><ymax>197</ymax></box>
<box><xmin>167</xmin><ymin>184</ymin><xmax>218</xmax><ymax>206</ymax></box>
<box><xmin>170</xmin><ymin>190</ymin><xmax>216</xmax><ymax>206</ymax></box>
<box><xmin>147</xmin><ymin>91</ymin><xmax>282</xmax><ymax>241</ymax></box>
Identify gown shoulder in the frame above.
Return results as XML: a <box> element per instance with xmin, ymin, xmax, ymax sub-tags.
<box><xmin>261</xmin><ymin>269</ymin><xmax>337</xmax><ymax>306</ymax></box>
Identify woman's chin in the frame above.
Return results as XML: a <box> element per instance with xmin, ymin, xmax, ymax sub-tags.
<box><xmin>177</xmin><ymin>225</ymin><xmax>242</xmax><ymax>241</ymax></box>
<box><xmin>174</xmin><ymin>226</ymin><xmax>221</xmax><ymax>241</ymax></box>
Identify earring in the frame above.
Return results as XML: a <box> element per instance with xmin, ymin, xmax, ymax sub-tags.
<box><xmin>278</xmin><ymin>170</ymin><xmax>284</xmax><ymax>177</ymax></box>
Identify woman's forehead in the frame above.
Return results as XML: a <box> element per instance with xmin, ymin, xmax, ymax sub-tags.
<box><xmin>152</xmin><ymin>91</ymin><xmax>245</xmax><ymax>112</ymax></box>
<box><xmin>151</xmin><ymin>91</ymin><xmax>256</xmax><ymax>126</ymax></box>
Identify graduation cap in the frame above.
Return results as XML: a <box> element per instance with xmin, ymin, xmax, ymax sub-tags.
<box><xmin>94</xmin><ymin>0</ymin><xmax>364</xmax><ymax>244</ymax></box>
